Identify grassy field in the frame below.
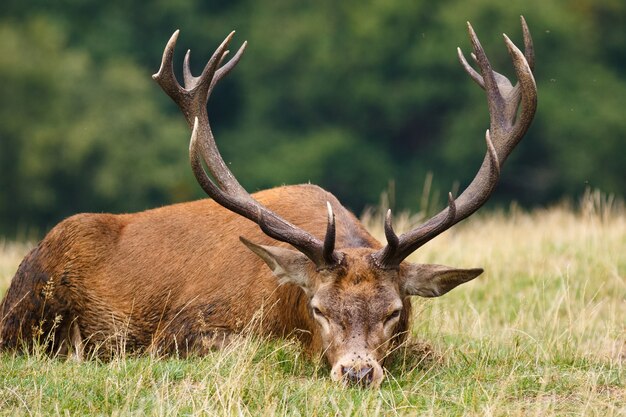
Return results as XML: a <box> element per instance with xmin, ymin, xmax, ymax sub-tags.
<box><xmin>0</xmin><ymin>190</ymin><xmax>624</xmax><ymax>416</ymax></box>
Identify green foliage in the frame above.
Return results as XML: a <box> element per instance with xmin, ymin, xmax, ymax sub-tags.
<box><xmin>0</xmin><ymin>0</ymin><xmax>625</xmax><ymax>235</ymax></box>
<box><xmin>0</xmin><ymin>17</ymin><xmax>191</xmax><ymax>232</ymax></box>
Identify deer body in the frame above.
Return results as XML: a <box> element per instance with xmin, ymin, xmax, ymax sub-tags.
<box><xmin>1</xmin><ymin>18</ymin><xmax>536</xmax><ymax>387</ymax></box>
<box><xmin>1</xmin><ymin>185</ymin><xmax>399</xmax><ymax>356</ymax></box>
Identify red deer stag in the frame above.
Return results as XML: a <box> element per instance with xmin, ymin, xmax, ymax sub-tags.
<box><xmin>0</xmin><ymin>18</ymin><xmax>536</xmax><ymax>387</ymax></box>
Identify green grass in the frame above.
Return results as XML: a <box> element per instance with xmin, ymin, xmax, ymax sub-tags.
<box><xmin>1</xmin><ymin>190</ymin><xmax>624</xmax><ymax>416</ymax></box>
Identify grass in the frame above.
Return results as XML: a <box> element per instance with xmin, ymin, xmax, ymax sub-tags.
<box><xmin>0</xmin><ymin>189</ymin><xmax>624</xmax><ymax>416</ymax></box>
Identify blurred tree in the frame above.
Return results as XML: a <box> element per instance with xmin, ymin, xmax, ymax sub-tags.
<box><xmin>0</xmin><ymin>17</ymin><xmax>190</xmax><ymax>233</ymax></box>
<box><xmin>0</xmin><ymin>0</ymin><xmax>624</xmax><ymax>236</ymax></box>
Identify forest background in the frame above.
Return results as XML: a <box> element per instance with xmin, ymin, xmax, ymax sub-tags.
<box><xmin>0</xmin><ymin>0</ymin><xmax>624</xmax><ymax>237</ymax></box>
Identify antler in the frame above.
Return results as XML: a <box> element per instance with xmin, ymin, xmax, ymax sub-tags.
<box><xmin>373</xmin><ymin>16</ymin><xmax>537</xmax><ymax>269</ymax></box>
<box><xmin>153</xmin><ymin>31</ymin><xmax>341</xmax><ymax>269</ymax></box>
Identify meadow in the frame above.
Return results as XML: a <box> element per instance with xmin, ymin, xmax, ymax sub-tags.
<box><xmin>0</xmin><ymin>189</ymin><xmax>624</xmax><ymax>416</ymax></box>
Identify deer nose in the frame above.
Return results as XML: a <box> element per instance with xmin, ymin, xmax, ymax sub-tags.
<box><xmin>341</xmin><ymin>366</ymin><xmax>375</xmax><ymax>386</ymax></box>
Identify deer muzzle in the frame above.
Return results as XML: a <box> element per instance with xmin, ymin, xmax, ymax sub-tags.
<box><xmin>330</xmin><ymin>353</ymin><xmax>384</xmax><ymax>388</ymax></box>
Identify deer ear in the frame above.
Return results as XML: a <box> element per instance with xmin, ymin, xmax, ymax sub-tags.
<box><xmin>401</xmin><ymin>263</ymin><xmax>483</xmax><ymax>297</ymax></box>
<box><xmin>240</xmin><ymin>237</ymin><xmax>312</xmax><ymax>289</ymax></box>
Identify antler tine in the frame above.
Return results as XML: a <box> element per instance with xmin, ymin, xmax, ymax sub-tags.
<box><xmin>504</xmin><ymin>33</ymin><xmax>537</xmax><ymax>141</ymax></box>
<box><xmin>520</xmin><ymin>16</ymin><xmax>534</xmax><ymax>71</ymax></box>
<box><xmin>162</xmin><ymin>32</ymin><xmax>340</xmax><ymax>269</ymax></box>
<box><xmin>322</xmin><ymin>202</ymin><xmax>338</xmax><ymax>265</ymax></box>
<box><xmin>185</xmin><ymin>40</ymin><xmax>247</xmax><ymax>92</ymax></box>
<box><xmin>152</xmin><ymin>30</ymin><xmax>184</xmax><ymax>102</ymax></box>
<box><xmin>182</xmin><ymin>49</ymin><xmax>195</xmax><ymax>89</ymax></box>
<box><xmin>192</xmin><ymin>31</ymin><xmax>235</xmax><ymax>93</ymax></box>
<box><xmin>467</xmin><ymin>22</ymin><xmax>507</xmax><ymax>130</ymax></box>
<box><xmin>383</xmin><ymin>210</ymin><xmax>399</xmax><ymax>253</ymax></box>
<box><xmin>214</xmin><ymin>41</ymin><xmax>247</xmax><ymax>85</ymax></box>
<box><xmin>376</xmin><ymin>193</ymin><xmax>457</xmax><ymax>268</ymax></box>
<box><xmin>458</xmin><ymin>17</ymin><xmax>535</xmax><ymax>108</ymax></box>
<box><xmin>189</xmin><ymin>118</ymin><xmax>230</xmax><ymax>202</ymax></box>
<box><xmin>373</xmin><ymin>18</ymin><xmax>536</xmax><ymax>268</ymax></box>
<box><xmin>457</xmin><ymin>47</ymin><xmax>484</xmax><ymax>89</ymax></box>
<box><xmin>257</xmin><ymin>206</ymin><xmax>341</xmax><ymax>268</ymax></box>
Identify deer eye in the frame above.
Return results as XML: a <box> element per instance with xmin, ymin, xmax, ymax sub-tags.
<box><xmin>385</xmin><ymin>309</ymin><xmax>402</xmax><ymax>324</ymax></box>
<box><xmin>312</xmin><ymin>307</ymin><xmax>326</xmax><ymax>319</ymax></box>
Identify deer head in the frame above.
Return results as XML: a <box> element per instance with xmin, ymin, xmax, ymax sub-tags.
<box><xmin>153</xmin><ymin>17</ymin><xmax>537</xmax><ymax>387</ymax></box>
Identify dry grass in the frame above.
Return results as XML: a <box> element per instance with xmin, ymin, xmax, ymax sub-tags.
<box><xmin>0</xmin><ymin>189</ymin><xmax>624</xmax><ymax>416</ymax></box>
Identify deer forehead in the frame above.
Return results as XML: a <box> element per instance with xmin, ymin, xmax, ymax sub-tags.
<box><xmin>312</xmin><ymin>272</ymin><xmax>402</xmax><ymax>318</ymax></box>
<box><xmin>331</xmin><ymin>248</ymin><xmax>393</xmax><ymax>281</ymax></box>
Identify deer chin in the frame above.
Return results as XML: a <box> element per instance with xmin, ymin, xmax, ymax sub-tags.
<box><xmin>329</xmin><ymin>352</ymin><xmax>385</xmax><ymax>388</ymax></box>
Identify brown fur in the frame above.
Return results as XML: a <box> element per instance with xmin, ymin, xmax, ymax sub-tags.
<box><xmin>0</xmin><ymin>184</ymin><xmax>409</xmax><ymax>358</ymax></box>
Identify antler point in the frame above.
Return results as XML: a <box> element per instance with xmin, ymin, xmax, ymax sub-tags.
<box><xmin>467</xmin><ymin>21</ymin><xmax>477</xmax><ymax>35</ymax></box>
<box><xmin>169</xmin><ymin>30</ymin><xmax>180</xmax><ymax>43</ymax></box>
<box><xmin>322</xmin><ymin>201</ymin><xmax>338</xmax><ymax>267</ymax></box>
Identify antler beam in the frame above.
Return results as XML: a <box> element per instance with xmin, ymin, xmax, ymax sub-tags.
<box><xmin>373</xmin><ymin>16</ymin><xmax>537</xmax><ymax>268</ymax></box>
<box><xmin>153</xmin><ymin>31</ymin><xmax>341</xmax><ymax>269</ymax></box>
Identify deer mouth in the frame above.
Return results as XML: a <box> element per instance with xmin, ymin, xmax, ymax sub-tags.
<box><xmin>330</xmin><ymin>355</ymin><xmax>384</xmax><ymax>388</ymax></box>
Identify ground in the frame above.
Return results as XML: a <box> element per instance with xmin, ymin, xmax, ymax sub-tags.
<box><xmin>0</xmin><ymin>190</ymin><xmax>624</xmax><ymax>416</ymax></box>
